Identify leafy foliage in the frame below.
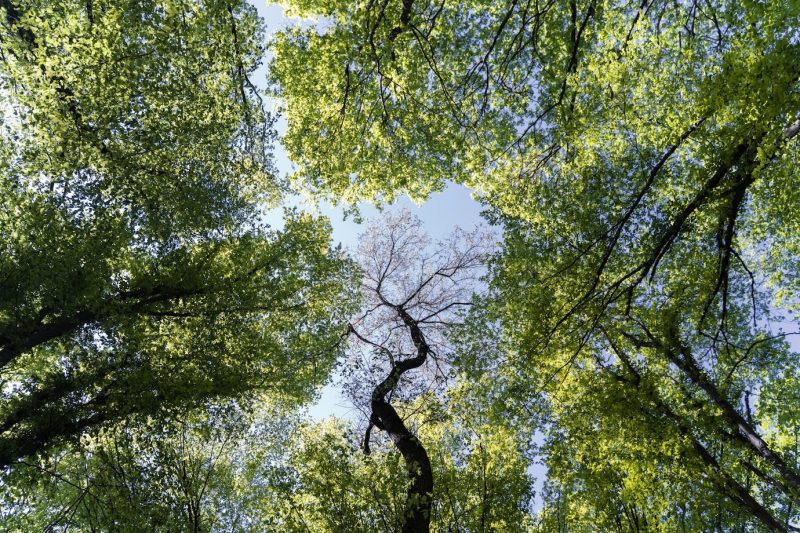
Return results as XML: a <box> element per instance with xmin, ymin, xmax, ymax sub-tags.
<box><xmin>0</xmin><ymin>0</ymin><xmax>357</xmax><ymax>470</ymax></box>
<box><xmin>273</xmin><ymin>0</ymin><xmax>800</xmax><ymax>529</ymax></box>
<box><xmin>272</xmin><ymin>392</ymin><xmax>533</xmax><ymax>532</ymax></box>
<box><xmin>2</xmin><ymin>400</ymin><xmax>304</xmax><ymax>531</ymax></box>
<box><xmin>5</xmin><ymin>0</ymin><xmax>800</xmax><ymax>529</ymax></box>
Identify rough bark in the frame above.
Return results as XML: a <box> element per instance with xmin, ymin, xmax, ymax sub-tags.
<box><xmin>363</xmin><ymin>303</ymin><xmax>434</xmax><ymax>533</ymax></box>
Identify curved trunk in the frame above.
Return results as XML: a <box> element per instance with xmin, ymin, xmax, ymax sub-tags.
<box><xmin>363</xmin><ymin>303</ymin><xmax>434</xmax><ymax>532</ymax></box>
<box><xmin>371</xmin><ymin>398</ymin><xmax>433</xmax><ymax>533</ymax></box>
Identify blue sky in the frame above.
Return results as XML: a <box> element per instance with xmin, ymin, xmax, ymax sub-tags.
<box><xmin>253</xmin><ymin>2</ymin><xmax>489</xmax><ymax>417</ymax></box>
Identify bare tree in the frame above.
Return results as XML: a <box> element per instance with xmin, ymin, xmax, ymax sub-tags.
<box><xmin>345</xmin><ymin>210</ymin><xmax>492</xmax><ymax>532</ymax></box>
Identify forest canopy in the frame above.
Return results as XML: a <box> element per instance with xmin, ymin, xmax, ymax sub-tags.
<box><xmin>2</xmin><ymin>0</ymin><xmax>800</xmax><ymax>531</ymax></box>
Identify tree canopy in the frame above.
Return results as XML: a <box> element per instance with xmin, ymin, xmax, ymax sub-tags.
<box><xmin>4</xmin><ymin>0</ymin><xmax>800</xmax><ymax>530</ymax></box>
<box><xmin>271</xmin><ymin>0</ymin><xmax>800</xmax><ymax>530</ymax></box>
<box><xmin>0</xmin><ymin>0</ymin><xmax>356</xmax><ymax>475</ymax></box>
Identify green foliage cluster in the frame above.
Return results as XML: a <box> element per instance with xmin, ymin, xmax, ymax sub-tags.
<box><xmin>265</xmin><ymin>388</ymin><xmax>533</xmax><ymax>532</ymax></box>
<box><xmin>2</xmin><ymin>400</ymin><xmax>309</xmax><ymax>531</ymax></box>
<box><xmin>0</xmin><ymin>0</ymin><xmax>356</xmax><ymax>488</ymax></box>
<box><xmin>272</xmin><ymin>0</ymin><xmax>800</xmax><ymax>530</ymax></box>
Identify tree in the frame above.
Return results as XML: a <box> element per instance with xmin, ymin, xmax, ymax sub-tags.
<box><xmin>0</xmin><ymin>0</ymin><xmax>356</xmax><ymax>470</ymax></box>
<box><xmin>269</xmin><ymin>397</ymin><xmax>533</xmax><ymax>532</ymax></box>
<box><xmin>1</xmin><ymin>399</ymin><xmax>304</xmax><ymax>531</ymax></box>
<box><xmin>344</xmin><ymin>211</ymin><xmax>491</xmax><ymax>532</ymax></box>
<box><xmin>271</xmin><ymin>0</ymin><xmax>800</xmax><ymax>529</ymax></box>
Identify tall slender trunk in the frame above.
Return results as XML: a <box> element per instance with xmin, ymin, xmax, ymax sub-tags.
<box><xmin>361</xmin><ymin>303</ymin><xmax>434</xmax><ymax>532</ymax></box>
